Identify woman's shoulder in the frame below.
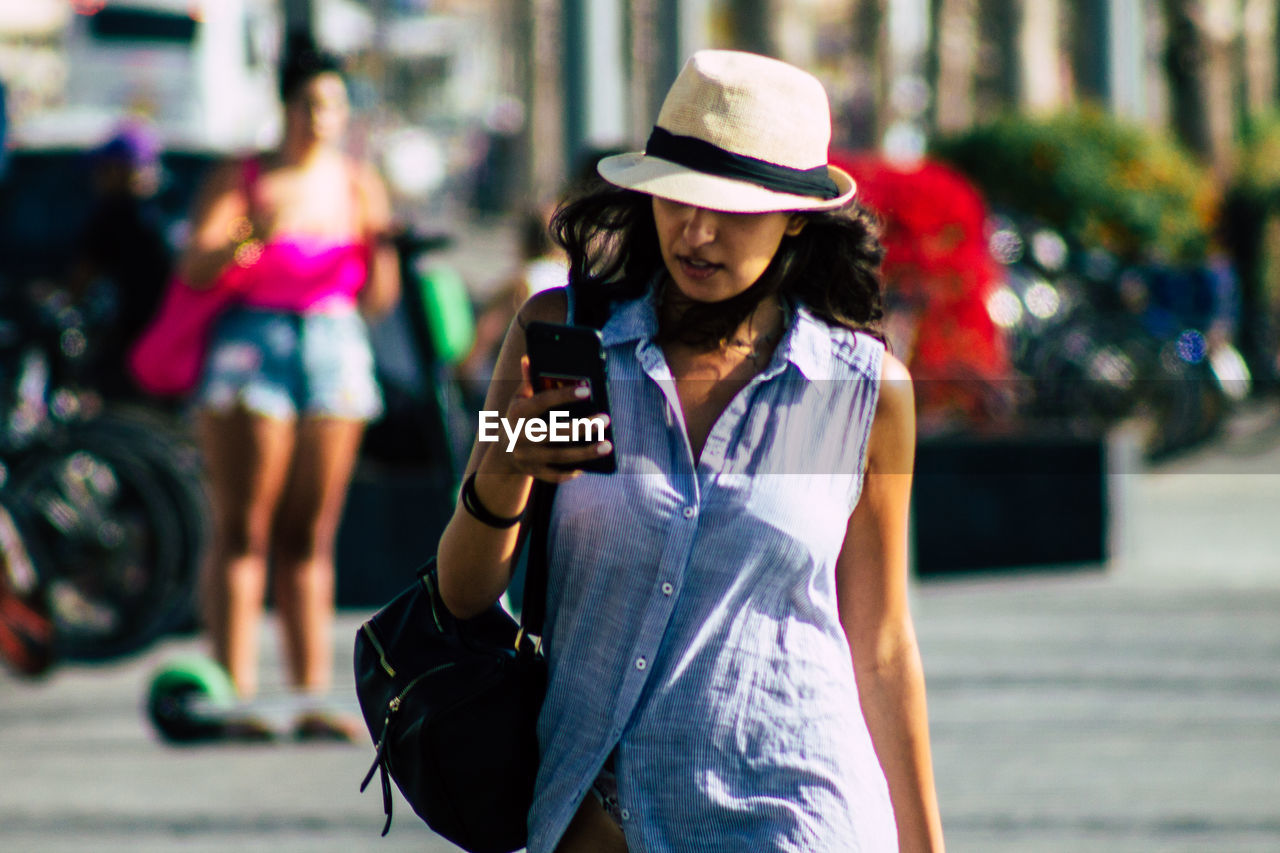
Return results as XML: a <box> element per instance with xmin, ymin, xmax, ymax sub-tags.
<box><xmin>515</xmin><ymin>286</ymin><xmax>570</xmax><ymax>326</ymax></box>
<box><xmin>868</xmin><ymin>350</ymin><xmax>915</xmax><ymax>449</ymax></box>
<box><xmin>342</xmin><ymin>155</ymin><xmax>385</xmax><ymax>189</ymax></box>
<box><xmin>879</xmin><ymin>349</ymin><xmax>911</xmax><ymax>382</ymax></box>
<box><xmin>199</xmin><ymin>156</ymin><xmax>254</xmax><ymax>194</ymax></box>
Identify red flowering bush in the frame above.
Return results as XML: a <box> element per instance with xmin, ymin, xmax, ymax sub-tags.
<box><xmin>831</xmin><ymin>152</ymin><xmax>1013</xmax><ymax>430</ymax></box>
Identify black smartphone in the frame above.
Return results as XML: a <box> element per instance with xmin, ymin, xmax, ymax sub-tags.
<box><xmin>524</xmin><ymin>321</ymin><xmax>616</xmax><ymax>474</ymax></box>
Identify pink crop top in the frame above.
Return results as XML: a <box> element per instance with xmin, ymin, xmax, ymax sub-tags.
<box><xmin>237</xmin><ymin>237</ymin><xmax>370</xmax><ymax>313</ymax></box>
<box><xmin>233</xmin><ymin>158</ymin><xmax>372</xmax><ymax>313</ymax></box>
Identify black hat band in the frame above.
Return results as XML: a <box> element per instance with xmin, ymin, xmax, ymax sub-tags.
<box><xmin>644</xmin><ymin>126</ymin><xmax>840</xmax><ymax>201</ymax></box>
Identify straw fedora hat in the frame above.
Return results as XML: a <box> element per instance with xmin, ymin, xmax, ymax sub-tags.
<box><xmin>597</xmin><ymin>50</ymin><xmax>856</xmax><ymax>213</ymax></box>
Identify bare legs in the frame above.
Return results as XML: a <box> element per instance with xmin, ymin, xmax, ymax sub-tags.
<box><xmin>199</xmin><ymin>410</ymin><xmax>291</xmax><ymax>699</ymax></box>
<box><xmin>270</xmin><ymin>417</ymin><xmax>364</xmax><ymax>693</ymax></box>
<box><xmin>198</xmin><ymin>409</ymin><xmax>364</xmax><ymax>699</ymax></box>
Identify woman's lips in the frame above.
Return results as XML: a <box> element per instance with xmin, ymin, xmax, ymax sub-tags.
<box><xmin>677</xmin><ymin>255</ymin><xmax>720</xmax><ymax>280</ymax></box>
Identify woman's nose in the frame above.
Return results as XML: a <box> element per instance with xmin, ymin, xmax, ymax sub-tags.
<box><xmin>682</xmin><ymin>208</ymin><xmax>716</xmax><ymax>247</ymax></box>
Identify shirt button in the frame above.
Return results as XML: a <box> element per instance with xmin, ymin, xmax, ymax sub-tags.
<box><xmin>619</xmin><ymin>808</ymin><xmax>631</xmax><ymax>821</ymax></box>
<box><xmin>661</xmin><ymin>582</ymin><xmax>673</xmax><ymax>596</ymax></box>
<box><xmin>634</xmin><ymin>657</ymin><xmax>647</xmax><ymax>671</ymax></box>
<box><xmin>682</xmin><ymin>506</ymin><xmax>696</xmax><ymax>519</ymax></box>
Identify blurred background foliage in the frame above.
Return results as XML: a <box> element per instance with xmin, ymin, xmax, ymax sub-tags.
<box><xmin>1227</xmin><ymin>113</ymin><xmax>1280</xmax><ymax>207</ymax></box>
<box><xmin>933</xmin><ymin>109</ymin><xmax>1217</xmax><ymax>264</ymax></box>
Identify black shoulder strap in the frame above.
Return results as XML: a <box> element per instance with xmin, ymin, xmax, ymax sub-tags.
<box><xmin>518</xmin><ymin>280</ymin><xmax>607</xmax><ymax>638</ymax></box>
<box><xmin>519</xmin><ymin>479</ymin><xmax>556</xmax><ymax>637</ymax></box>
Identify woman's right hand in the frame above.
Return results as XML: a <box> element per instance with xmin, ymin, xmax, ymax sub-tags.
<box><xmin>479</xmin><ymin>356</ymin><xmax>612</xmax><ymax>485</ymax></box>
<box><xmin>438</xmin><ymin>286</ymin><xmax>590</xmax><ymax>617</ymax></box>
<box><xmin>179</xmin><ymin>160</ymin><xmax>260</xmax><ymax>286</ymax></box>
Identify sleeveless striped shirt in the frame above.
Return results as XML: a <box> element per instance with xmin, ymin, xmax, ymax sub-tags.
<box><xmin>529</xmin><ymin>284</ymin><xmax>894</xmax><ymax>852</ymax></box>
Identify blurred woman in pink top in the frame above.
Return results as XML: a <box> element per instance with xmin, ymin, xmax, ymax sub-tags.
<box><xmin>179</xmin><ymin>35</ymin><xmax>399</xmax><ymax>738</ymax></box>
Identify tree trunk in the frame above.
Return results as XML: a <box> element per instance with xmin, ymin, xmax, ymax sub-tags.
<box><xmin>932</xmin><ymin>0</ymin><xmax>978</xmax><ymax>133</ymax></box>
<box><xmin>842</xmin><ymin>0</ymin><xmax>889</xmax><ymax>147</ymax></box>
<box><xmin>979</xmin><ymin>0</ymin><xmax>1021</xmax><ymax>113</ymax></box>
<box><xmin>628</xmin><ymin>0</ymin><xmax>658</xmax><ymax>142</ymax></box>
<box><xmin>529</xmin><ymin>0</ymin><xmax>566</xmax><ymax>201</ymax></box>
<box><xmin>1241</xmin><ymin>0</ymin><xmax>1278</xmax><ymax>118</ymax></box>
<box><xmin>1018</xmin><ymin>0</ymin><xmax>1065</xmax><ymax>113</ymax></box>
<box><xmin>727</xmin><ymin>0</ymin><xmax>776</xmax><ymax>56</ymax></box>
<box><xmin>1162</xmin><ymin>0</ymin><xmax>1240</xmax><ymax>181</ymax></box>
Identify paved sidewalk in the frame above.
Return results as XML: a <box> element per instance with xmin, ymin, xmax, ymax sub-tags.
<box><xmin>2</xmin><ymin>402</ymin><xmax>1277</xmax><ymax>851</ymax></box>
<box><xmin>0</xmin><ymin>620</ymin><xmax>452</xmax><ymax>853</ymax></box>
<box><xmin>918</xmin><ymin>400</ymin><xmax>1280</xmax><ymax>852</ymax></box>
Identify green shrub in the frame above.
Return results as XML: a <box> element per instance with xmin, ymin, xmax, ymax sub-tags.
<box><xmin>932</xmin><ymin>109</ymin><xmax>1217</xmax><ymax>264</ymax></box>
<box><xmin>1229</xmin><ymin>114</ymin><xmax>1280</xmax><ymax>209</ymax></box>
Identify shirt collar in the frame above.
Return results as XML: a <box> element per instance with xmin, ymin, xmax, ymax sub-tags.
<box><xmin>775</xmin><ymin>302</ymin><xmax>832</xmax><ymax>380</ymax></box>
<box><xmin>599</xmin><ymin>284</ymin><xmax>659</xmax><ymax>347</ymax></box>
<box><xmin>598</xmin><ymin>282</ymin><xmax>834</xmax><ymax>381</ymax></box>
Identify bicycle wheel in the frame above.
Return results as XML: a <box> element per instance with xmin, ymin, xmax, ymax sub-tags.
<box><xmin>9</xmin><ymin>437</ymin><xmax>188</xmax><ymax>662</ymax></box>
<box><xmin>70</xmin><ymin>406</ymin><xmax>210</xmax><ymax>635</ymax></box>
<box><xmin>0</xmin><ymin>489</ymin><xmax>57</xmax><ymax>677</ymax></box>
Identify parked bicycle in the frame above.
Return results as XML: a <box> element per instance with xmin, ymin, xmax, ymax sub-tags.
<box><xmin>0</xmin><ymin>280</ymin><xmax>208</xmax><ymax>669</ymax></box>
<box><xmin>985</xmin><ymin>214</ymin><xmax>1251</xmax><ymax>458</ymax></box>
<box><xmin>0</xmin><ymin>223</ymin><xmax>475</xmax><ymax>676</ymax></box>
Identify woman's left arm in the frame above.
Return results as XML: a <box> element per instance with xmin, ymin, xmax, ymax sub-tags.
<box><xmin>836</xmin><ymin>352</ymin><xmax>945</xmax><ymax>852</ymax></box>
<box><xmin>354</xmin><ymin>160</ymin><xmax>400</xmax><ymax>319</ymax></box>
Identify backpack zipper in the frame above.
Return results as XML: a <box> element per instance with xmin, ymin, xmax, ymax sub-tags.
<box><xmin>360</xmin><ymin>622</ymin><xmax>396</xmax><ymax>678</ymax></box>
<box><xmin>388</xmin><ymin>662</ymin><xmax>452</xmax><ymax>713</ymax></box>
<box><xmin>360</xmin><ymin>661</ymin><xmax>456</xmax><ymax>836</ymax></box>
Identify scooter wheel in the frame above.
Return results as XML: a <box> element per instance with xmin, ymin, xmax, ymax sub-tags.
<box><xmin>146</xmin><ymin>655</ymin><xmax>235</xmax><ymax>743</ymax></box>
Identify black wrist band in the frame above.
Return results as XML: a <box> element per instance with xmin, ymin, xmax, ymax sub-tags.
<box><xmin>460</xmin><ymin>471</ymin><xmax>525</xmax><ymax>528</ymax></box>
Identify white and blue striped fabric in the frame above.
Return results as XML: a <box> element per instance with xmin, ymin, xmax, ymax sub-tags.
<box><xmin>527</xmin><ymin>285</ymin><xmax>895</xmax><ymax>852</ymax></box>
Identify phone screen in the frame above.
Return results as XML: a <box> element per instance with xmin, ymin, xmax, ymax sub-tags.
<box><xmin>524</xmin><ymin>322</ymin><xmax>615</xmax><ymax>474</ymax></box>
<box><xmin>534</xmin><ymin>373</ymin><xmax>591</xmax><ymax>395</ymax></box>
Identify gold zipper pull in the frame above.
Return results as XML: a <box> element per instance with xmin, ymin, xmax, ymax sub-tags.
<box><xmin>361</xmin><ymin>623</ymin><xmax>396</xmax><ymax>677</ymax></box>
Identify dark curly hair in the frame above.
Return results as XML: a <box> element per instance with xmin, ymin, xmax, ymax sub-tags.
<box><xmin>278</xmin><ymin>30</ymin><xmax>345</xmax><ymax>104</ymax></box>
<box><xmin>549</xmin><ymin>185</ymin><xmax>886</xmax><ymax>346</ymax></box>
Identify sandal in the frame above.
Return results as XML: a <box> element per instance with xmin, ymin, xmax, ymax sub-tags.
<box><xmin>292</xmin><ymin>710</ymin><xmax>362</xmax><ymax>743</ymax></box>
<box><xmin>219</xmin><ymin>713</ymin><xmax>278</xmax><ymax>742</ymax></box>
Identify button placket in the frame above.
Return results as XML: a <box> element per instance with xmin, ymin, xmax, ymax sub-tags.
<box><xmin>606</xmin><ymin>488</ymin><xmax>694</xmax><ymax>729</ymax></box>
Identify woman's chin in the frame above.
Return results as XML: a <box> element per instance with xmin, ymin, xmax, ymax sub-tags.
<box><xmin>667</xmin><ymin>271</ymin><xmax>743</xmax><ymax>304</ymax></box>
<box><xmin>670</xmin><ymin>283</ymin><xmax>728</xmax><ymax>304</ymax></box>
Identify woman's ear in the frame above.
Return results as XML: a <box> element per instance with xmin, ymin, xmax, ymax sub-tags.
<box><xmin>785</xmin><ymin>214</ymin><xmax>808</xmax><ymax>236</ymax></box>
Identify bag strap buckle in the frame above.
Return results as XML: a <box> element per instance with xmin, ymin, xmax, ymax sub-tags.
<box><xmin>515</xmin><ymin>627</ymin><xmax>543</xmax><ymax>656</ymax></box>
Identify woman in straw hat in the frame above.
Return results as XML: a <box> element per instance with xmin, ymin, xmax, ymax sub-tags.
<box><xmin>437</xmin><ymin>50</ymin><xmax>944</xmax><ymax>852</ymax></box>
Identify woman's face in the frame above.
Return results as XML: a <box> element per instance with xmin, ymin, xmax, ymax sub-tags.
<box><xmin>284</xmin><ymin>72</ymin><xmax>350</xmax><ymax>145</ymax></box>
<box><xmin>652</xmin><ymin>197</ymin><xmax>804</xmax><ymax>303</ymax></box>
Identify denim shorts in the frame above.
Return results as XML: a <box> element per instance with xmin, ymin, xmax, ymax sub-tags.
<box><xmin>196</xmin><ymin>306</ymin><xmax>383</xmax><ymax>421</ymax></box>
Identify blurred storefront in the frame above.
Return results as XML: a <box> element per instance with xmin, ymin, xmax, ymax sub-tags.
<box><xmin>6</xmin><ymin>2</ymin><xmax>1272</xmax><ymax>207</ymax></box>
<box><xmin>0</xmin><ymin>0</ymin><xmax>69</xmax><ymax>147</ymax></box>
